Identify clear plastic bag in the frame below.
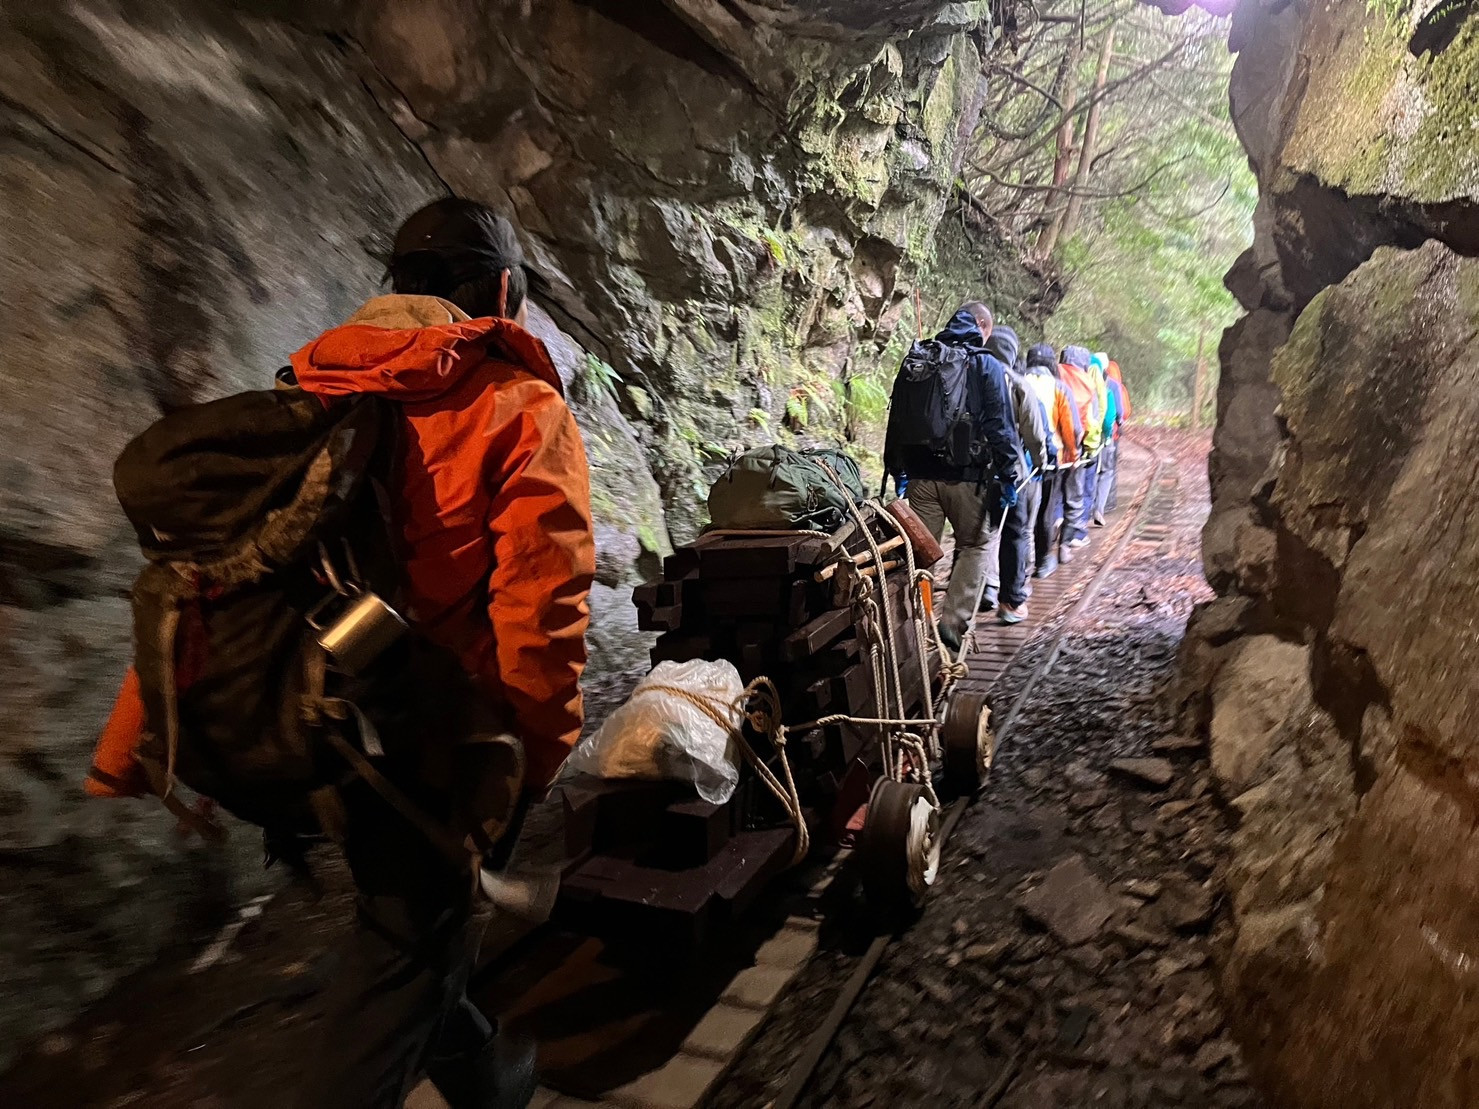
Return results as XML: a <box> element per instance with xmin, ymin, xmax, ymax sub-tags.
<box><xmin>568</xmin><ymin>659</ymin><xmax>743</xmax><ymax>803</ymax></box>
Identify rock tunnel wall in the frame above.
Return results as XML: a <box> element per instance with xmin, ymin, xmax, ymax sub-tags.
<box><xmin>1187</xmin><ymin>2</ymin><xmax>1479</xmax><ymax>1105</ymax></box>
<box><xmin>0</xmin><ymin>0</ymin><xmax>1055</xmax><ymax>1067</ymax></box>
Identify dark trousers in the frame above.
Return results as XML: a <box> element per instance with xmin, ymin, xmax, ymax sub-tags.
<box><xmin>1034</xmin><ymin>470</ymin><xmax>1062</xmax><ymax>568</ymax></box>
<box><xmin>1078</xmin><ymin>454</ymin><xmax>1100</xmax><ymax>535</ymax></box>
<box><xmin>999</xmin><ymin>478</ymin><xmax>1040</xmax><ymax>607</ymax></box>
<box><xmin>1062</xmin><ymin>463</ymin><xmax>1088</xmax><ymax>544</ymax></box>
<box><xmin>295</xmin><ymin>776</ymin><xmax>502</xmax><ymax>1109</ymax></box>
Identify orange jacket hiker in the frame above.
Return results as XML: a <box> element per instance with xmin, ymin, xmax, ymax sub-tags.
<box><xmin>293</xmin><ymin>295</ymin><xmax>595</xmax><ymax>788</ymax></box>
<box><xmin>90</xmin><ymin>294</ymin><xmax>596</xmax><ymax>795</ymax></box>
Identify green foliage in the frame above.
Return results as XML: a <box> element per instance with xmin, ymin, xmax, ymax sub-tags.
<box><xmin>576</xmin><ymin>352</ymin><xmax>621</xmax><ymax>402</ymax></box>
<box><xmin>1044</xmin><ymin>11</ymin><xmax>1253</xmax><ymax>415</ymax></box>
<box><xmin>847</xmin><ymin>373</ymin><xmax>892</xmax><ymax>427</ymax></box>
<box><xmin>959</xmin><ymin>5</ymin><xmax>1257</xmax><ymax>417</ymax></box>
<box><xmin>785</xmin><ymin>391</ymin><xmax>809</xmax><ymax>429</ymax></box>
<box><xmin>758</xmin><ymin>228</ymin><xmax>789</xmax><ymax>266</ymax></box>
<box><xmin>1364</xmin><ymin>0</ymin><xmax>1411</xmax><ymax>27</ymax></box>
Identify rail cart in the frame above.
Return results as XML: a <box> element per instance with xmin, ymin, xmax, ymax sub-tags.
<box><xmin>554</xmin><ymin>497</ymin><xmax>994</xmax><ymax>949</ymax></box>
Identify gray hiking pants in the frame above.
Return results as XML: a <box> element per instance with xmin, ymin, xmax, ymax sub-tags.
<box><xmin>1094</xmin><ymin>437</ymin><xmax>1119</xmax><ymax>519</ymax></box>
<box><xmin>907</xmin><ymin>478</ymin><xmax>1003</xmax><ymax>640</ymax></box>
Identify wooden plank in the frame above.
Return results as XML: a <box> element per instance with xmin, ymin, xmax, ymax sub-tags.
<box><xmin>830</xmin><ymin>661</ymin><xmax>872</xmax><ymax>715</ymax></box>
<box><xmin>657</xmin><ymin>798</ymin><xmax>733</xmax><ymax>868</ymax></box>
<box><xmin>662</xmin><ymin>546</ymin><xmax>702</xmax><ymax>580</ymax></box>
<box><xmin>697</xmin><ymin>535</ymin><xmax>815</xmax><ymax>578</ymax></box>
<box><xmin>655</xmin><ymin>576</ymin><xmax>693</xmax><ymax>607</ymax></box>
<box><xmin>780</xmin><ymin>606</ymin><xmax>853</xmax><ymax>661</ymax></box>
<box><xmin>821</xmin><ymin>637</ymin><xmax>861</xmax><ymax>665</ymax></box>
<box><xmin>637</xmin><ymin>603</ymin><xmax>682</xmax><ymax>632</ymax></box>
<box><xmin>703</xmin><ymin>578</ymin><xmax>816</xmax><ymax>622</ymax></box>
<box><xmin>651</xmin><ymin>631</ymin><xmax>714</xmax><ymax>665</ymax></box>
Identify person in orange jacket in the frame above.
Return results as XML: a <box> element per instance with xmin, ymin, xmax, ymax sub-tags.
<box><xmin>1021</xmin><ymin>343</ymin><xmax>1079</xmax><ymax>578</ymax></box>
<box><xmin>90</xmin><ymin>198</ymin><xmax>595</xmax><ymax>1109</ymax></box>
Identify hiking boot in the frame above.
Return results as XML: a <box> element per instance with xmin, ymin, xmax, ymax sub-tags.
<box><xmin>998</xmin><ymin>602</ymin><xmax>1029</xmax><ymax>625</ymax></box>
<box><xmin>428</xmin><ymin>1032</ymin><xmax>539</xmax><ymax>1109</ymax></box>
<box><xmin>1034</xmin><ymin>553</ymin><xmax>1059</xmax><ymax>579</ymax></box>
<box><xmin>1066</xmin><ymin>534</ymin><xmax>1090</xmax><ymax>549</ymax></box>
<box><xmin>938</xmin><ymin>623</ymin><xmax>963</xmax><ymax>656</ymax></box>
<box><xmin>1091</xmin><ymin>512</ymin><xmax>1107</xmax><ymax>527</ymax></box>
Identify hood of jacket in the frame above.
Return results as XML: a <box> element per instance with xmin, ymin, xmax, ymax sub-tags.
<box><xmin>1025</xmin><ymin>342</ymin><xmax>1057</xmax><ymax>372</ymax></box>
<box><xmin>290</xmin><ymin>294</ymin><xmax>563</xmax><ymax>402</ymax></box>
<box><xmin>935</xmin><ymin>308</ymin><xmax>989</xmax><ymax>351</ymax></box>
<box><xmin>1091</xmin><ymin>351</ymin><xmax>1110</xmax><ymax>373</ymax></box>
<box><xmin>984</xmin><ymin>325</ymin><xmax>1020</xmax><ymax>370</ymax></box>
<box><xmin>1061</xmin><ymin>345</ymin><xmax>1092</xmax><ymax>370</ymax></box>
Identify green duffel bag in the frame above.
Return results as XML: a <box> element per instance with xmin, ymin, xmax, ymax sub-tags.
<box><xmin>707</xmin><ymin>445</ymin><xmax>868</xmax><ymax>532</ymax></box>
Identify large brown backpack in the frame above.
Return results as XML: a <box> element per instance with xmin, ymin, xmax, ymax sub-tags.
<box><xmin>113</xmin><ymin>385</ymin><xmax>520</xmax><ymax>863</ymax></box>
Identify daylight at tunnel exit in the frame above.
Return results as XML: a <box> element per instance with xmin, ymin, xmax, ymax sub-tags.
<box><xmin>2</xmin><ymin>1</ymin><xmax>1476</xmax><ymax>1107</ymax></box>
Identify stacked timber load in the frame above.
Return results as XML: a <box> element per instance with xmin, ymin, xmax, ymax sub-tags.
<box><xmin>633</xmin><ymin>505</ymin><xmax>943</xmax><ymax>813</ymax></box>
<box><xmin>557</xmin><ymin>500</ymin><xmax>944</xmax><ymax>950</ymax></box>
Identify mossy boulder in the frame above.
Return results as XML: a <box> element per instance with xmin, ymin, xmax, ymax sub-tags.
<box><xmin>1280</xmin><ymin>1</ymin><xmax>1479</xmax><ymax>202</ymax></box>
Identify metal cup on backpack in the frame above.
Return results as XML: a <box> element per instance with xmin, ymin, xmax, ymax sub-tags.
<box><xmin>307</xmin><ymin>542</ymin><xmax>409</xmax><ymax>675</ymax></box>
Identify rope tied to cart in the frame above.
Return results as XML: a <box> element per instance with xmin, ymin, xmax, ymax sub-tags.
<box><xmin>634</xmin><ymin>470</ymin><xmax>974</xmax><ymax>867</ymax></box>
<box><xmin>811</xmin><ymin>461</ymin><xmax>979</xmax><ymax>806</ymax></box>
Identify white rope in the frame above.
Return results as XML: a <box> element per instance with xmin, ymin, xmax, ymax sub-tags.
<box><xmin>818</xmin><ymin>465</ymin><xmax>910</xmax><ymax>733</ymax></box>
<box><xmin>814</xmin><ymin>463</ymin><xmax>960</xmax><ymax>796</ymax></box>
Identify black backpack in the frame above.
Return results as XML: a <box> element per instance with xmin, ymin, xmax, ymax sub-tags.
<box><xmin>882</xmin><ymin>340</ymin><xmax>982</xmax><ymax>480</ymax></box>
<box><xmin>114</xmin><ymin>386</ymin><xmax>516</xmax><ymax>860</ymax></box>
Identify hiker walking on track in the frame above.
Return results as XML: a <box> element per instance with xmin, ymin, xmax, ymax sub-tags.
<box><xmin>1057</xmin><ymin>345</ymin><xmax>1102</xmax><ymax>555</ymax></box>
<box><xmin>1023</xmin><ymin>343</ymin><xmax>1079</xmax><ymax>579</ymax></box>
<box><xmin>1095</xmin><ymin>357</ymin><xmax>1131</xmax><ymax>520</ymax></box>
<box><xmin>985</xmin><ymin>325</ymin><xmax>1048</xmax><ymax>626</ymax></box>
<box><xmin>883</xmin><ymin>302</ymin><xmax>1023</xmax><ymax>654</ymax></box>
<box><xmin>89</xmin><ymin>198</ymin><xmax>595</xmax><ymax>1109</ymax></box>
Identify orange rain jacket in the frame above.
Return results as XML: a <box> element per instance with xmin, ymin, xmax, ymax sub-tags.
<box><xmin>89</xmin><ymin>295</ymin><xmax>596</xmax><ymax>795</ymax></box>
<box><xmin>1058</xmin><ymin>362</ymin><xmax>1102</xmax><ymax>454</ymax></box>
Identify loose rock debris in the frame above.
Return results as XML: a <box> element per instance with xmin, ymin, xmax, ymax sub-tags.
<box><xmin>1018</xmin><ymin>856</ymin><xmax>1118</xmax><ymax>946</ymax></box>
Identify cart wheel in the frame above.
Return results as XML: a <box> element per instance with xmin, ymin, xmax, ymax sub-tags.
<box><xmin>860</xmin><ymin>779</ymin><xmax>941</xmax><ymax>913</ymax></box>
<box><xmin>943</xmin><ymin>689</ymin><xmax>994</xmax><ymax>796</ymax></box>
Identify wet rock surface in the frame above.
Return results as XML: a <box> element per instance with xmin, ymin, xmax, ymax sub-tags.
<box><xmin>716</xmin><ymin>430</ymin><xmax>1262</xmax><ymax>1108</ymax></box>
<box><xmin>1189</xmin><ymin>6</ymin><xmax>1479</xmax><ymax>1103</ymax></box>
<box><xmin>1209</xmin><ymin>241</ymin><xmax>1479</xmax><ymax>1109</ymax></box>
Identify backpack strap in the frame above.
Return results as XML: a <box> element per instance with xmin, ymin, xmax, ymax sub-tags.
<box><xmin>301</xmin><ymin>647</ymin><xmax>481</xmax><ymax>872</ymax></box>
<box><xmin>133</xmin><ymin>743</ymin><xmax>228</xmax><ymax>842</ymax></box>
<box><xmin>320</xmin><ymin>726</ymin><xmax>476</xmax><ymax>871</ymax></box>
